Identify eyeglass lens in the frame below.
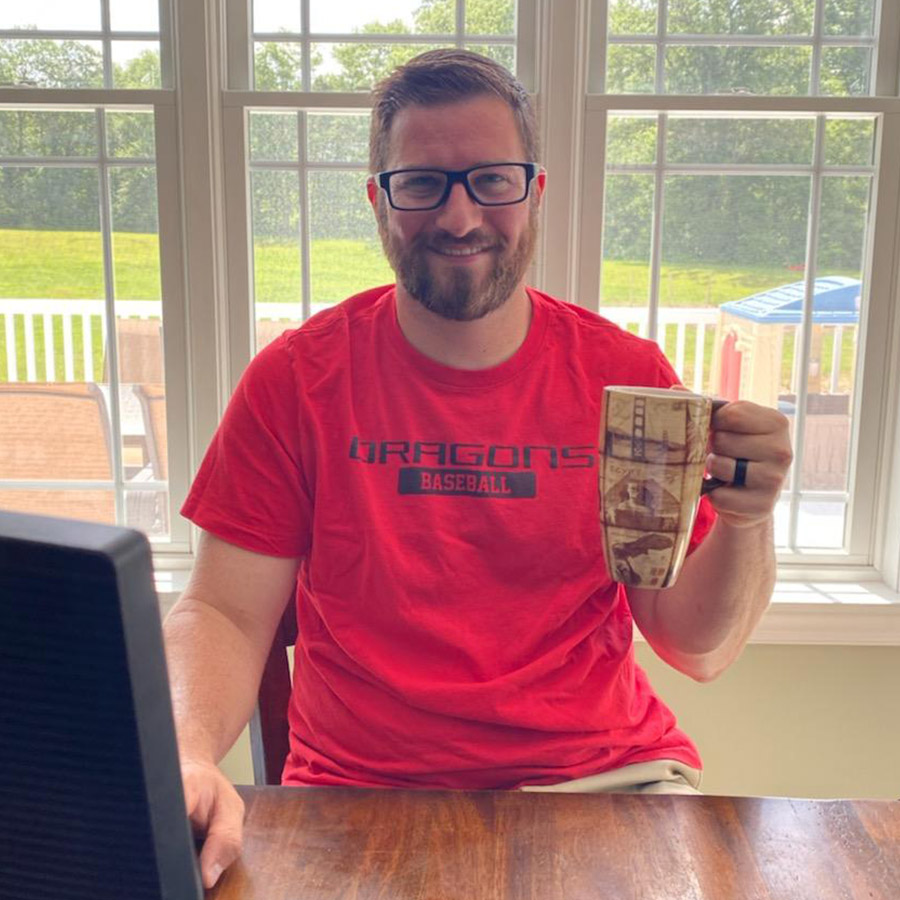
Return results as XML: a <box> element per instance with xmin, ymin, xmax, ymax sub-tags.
<box><xmin>389</xmin><ymin>165</ymin><xmax>528</xmax><ymax>209</ymax></box>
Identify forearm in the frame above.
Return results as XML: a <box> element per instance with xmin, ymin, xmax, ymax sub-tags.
<box><xmin>630</xmin><ymin>515</ymin><xmax>776</xmax><ymax>681</ymax></box>
<box><xmin>163</xmin><ymin>597</ymin><xmax>269</xmax><ymax>765</ymax></box>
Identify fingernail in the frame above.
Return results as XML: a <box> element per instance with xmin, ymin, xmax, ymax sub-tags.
<box><xmin>209</xmin><ymin>863</ymin><xmax>224</xmax><ymax>886</ymax></box>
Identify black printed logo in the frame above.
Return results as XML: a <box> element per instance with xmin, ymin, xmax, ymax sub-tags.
<box><xmin>398</xmin><ymin>467</ymin><xmax>536</xmax><ymax>499</ymax></box>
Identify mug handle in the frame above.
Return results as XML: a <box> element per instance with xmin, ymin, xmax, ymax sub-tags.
<box><xmin>700</xmin><ymin>397</ymin><xmax>730</xmax><ymax>495</ymax></box>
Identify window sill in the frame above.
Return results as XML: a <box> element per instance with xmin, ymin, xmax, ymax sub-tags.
<box><xmin>156</xmin><ymin>568</ymin><xmax>900</xmax><ymax>647</ymax></box>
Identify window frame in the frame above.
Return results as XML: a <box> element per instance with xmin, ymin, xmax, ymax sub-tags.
<box><xmin>2</xmin><ymin>0</ymin><xmax>900</xmax><ymax>632</ymax></box>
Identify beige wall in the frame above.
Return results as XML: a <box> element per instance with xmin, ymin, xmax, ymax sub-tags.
<box><xmin>220</xmin><ymin>644</ymin><xmax>900</xmax><ymax>800</ymax></box>
<box><xmin>636</xmin><ymin>643</ymin><xmax>900</xmax><ymax>799</ymax></box>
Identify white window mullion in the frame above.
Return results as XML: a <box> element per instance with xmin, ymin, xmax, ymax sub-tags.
<box><xmin>301</xmin><ymin>0</ymin><xmax>311</xmax><ymax>92</ymax></box>
<box><xmin>97</xmin><ymin>109</ymin><xmax>125</xmax><ymax>525</ymax></box>
<box><xmin>857</xmin><ymin>112</ymin><xmax>900</xmax><ymax>579</ymax></box>
<box><xmin>647</xmin><ymin>112</ymin><xmax>666</xmax><ymax>342</ymax></box>
<box><xmin>810</xmin><ymin>0</ymin><xmax>825</xmax><ymax>95</ymax></box>
<box><xmin>154</xmin><ymin>102</ymin><xmax>192</xmax><ymax>551</ymax></box>
<box><xmin>298</xmin><ymin>113</ymin><xmax>312</xmax><ymax>322</ymax></box>
<box><xmin>788</xmin><ymin>115</ymin><xmax>827</xmax><ymax>552</ymax></box>
<box><xmin>100</xmin><ymin>0</ymin><xmax>113</xmax><ymax>89</ymax></box>
<box><xmin>874</xmin><ymin>0</ymin><xmax>900</xmax><ymax>96</ymax></box>
<box><xmin>223</xmin><ymin>105</ymin><xmax>253</xmax><ymax>376</ymax></box>
<box><xmin>226</xmin><ymin>0</ymin><xmax>252</xmax><ymax>90</ymax></box>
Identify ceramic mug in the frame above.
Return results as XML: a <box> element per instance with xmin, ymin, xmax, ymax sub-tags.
<box><xmin>599</xmin><ymin>385</ymin><xmax>727</xmax><ymax>589</ymax></box>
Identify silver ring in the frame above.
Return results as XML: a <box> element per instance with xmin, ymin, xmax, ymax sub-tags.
<box><xmin>733</xmin><ymin>457</ymin><xmax>749</xmax><ymax>488</ymax></box>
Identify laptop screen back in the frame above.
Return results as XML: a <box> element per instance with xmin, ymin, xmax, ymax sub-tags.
<box><xmin>0</xmin><ymin>511</ymin><xmax>202</xmax><ymax>900</ymax></box>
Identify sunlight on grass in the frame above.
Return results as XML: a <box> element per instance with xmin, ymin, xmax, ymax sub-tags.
<box><xmin>0</xmin><ymin>229</ymin><xmax>857</xmax><ymax>391</ymax></box>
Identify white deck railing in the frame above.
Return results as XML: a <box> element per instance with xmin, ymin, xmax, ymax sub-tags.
<box><xmin>0</xmin><ymin>299</ymin><xmax>846</xmax><ymax>396</ymax></box>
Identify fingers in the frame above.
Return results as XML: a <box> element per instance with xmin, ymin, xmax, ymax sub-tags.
<box><xmin>704</xmin><ymin>400</ymin><xmax>793</xmax><ymax>528</ymax></box>
<box><xmin>182</xmin><ymin>761</ymin><xmax>245</xmax><ymax>889</ymax></box>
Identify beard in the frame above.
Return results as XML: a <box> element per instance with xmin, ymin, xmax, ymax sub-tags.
<box><xmin>377</xmin><ymin>202</ymin><xmax>539</xmax><ymax>322</ymax></box>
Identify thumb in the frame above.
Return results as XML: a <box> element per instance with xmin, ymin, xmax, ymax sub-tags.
<box><xmin>198</xmin><ymin>791</ymin><xmax>245</xmax><ymax>888</ymax></box>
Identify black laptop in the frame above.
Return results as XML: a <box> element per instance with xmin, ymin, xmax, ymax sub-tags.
<box><xmin>0</xmin><ymin>511</ymin><xmax>203</xmax><ymax>899</ymax></box>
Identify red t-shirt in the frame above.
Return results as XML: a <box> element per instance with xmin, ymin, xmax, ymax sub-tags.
<box><xmin>182</xmin><ymin>286</ymin><xmax>716</xmax><ymax>789</ymax></box>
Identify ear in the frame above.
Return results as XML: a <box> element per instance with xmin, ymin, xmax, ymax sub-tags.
<box><xmin>366</xmin><ymin>176</ymin><xmax>378</xmax><ymax>212</ymax></box>
<box><xmin>533</xmin><ymin>169</ymin><xmax>547</xmax><ymax>205</ymax></box>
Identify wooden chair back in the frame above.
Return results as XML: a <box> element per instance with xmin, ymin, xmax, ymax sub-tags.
<box><xmin>0</xmin><ymin>383</ymin><xmax>114</xmax><ymax>522</ymax></box>
<box><xmin>250</xmin><ymin>599</ymin><xmax>298</xmax><ymax>785</ymax></box>
<box><xmin>105</xmin><ymin>318</ymin><xmax>164</xmax><ymax>384</ymax></box>
<box><xmin>133</xmin><ymin>383</ymin><xmax>168</xmax><ymax>480</ymax></box>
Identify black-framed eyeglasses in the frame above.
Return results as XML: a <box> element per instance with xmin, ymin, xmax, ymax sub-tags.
<box><xmin>377</xmin><ymin>162</ymin><xmax>541</xmax><ymax>211</ymax></box>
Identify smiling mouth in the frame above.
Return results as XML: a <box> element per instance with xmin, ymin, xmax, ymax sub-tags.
<box><xmin>430</xmin><ymin>245</ymin><xmax>493</xmax><ymax>257</ymax></box>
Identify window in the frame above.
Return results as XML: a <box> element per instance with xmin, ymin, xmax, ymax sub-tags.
<box><xmin>3</xmin><ymin>0</ymin><xmax>900</xmax><ymax>597</ymax></box>
<box><xmin>566</xmin><ymin>0</ymin><xmax>900</xmax><ymax>566</ymax></box>
<box><xmin>0</xmin><ymin>2</ymin><xmax>178</xmax><ymax>542</ymax></box>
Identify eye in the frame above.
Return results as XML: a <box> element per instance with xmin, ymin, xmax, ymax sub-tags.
<box><xmin>394</xmin><ymin>172</ymin><xmax>444</xmax><ymax>196</ymax></box>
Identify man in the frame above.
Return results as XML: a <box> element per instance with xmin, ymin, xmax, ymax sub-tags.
<box><xmin>164</xmin><ymin>49</ymin><xmax>792</xmax><ymax>889</ymax></box>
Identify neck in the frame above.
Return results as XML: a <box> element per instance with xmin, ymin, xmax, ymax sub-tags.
<box><xmin>394</xmin><ymin>283</ymin><xmax>533</xmax><ymax>370</ymax></box>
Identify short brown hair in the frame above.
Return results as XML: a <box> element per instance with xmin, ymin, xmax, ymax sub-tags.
<box><xmin>369</xmin><ymin>48</ymin><xmax>539</xmax><ymax>173</ymax></box>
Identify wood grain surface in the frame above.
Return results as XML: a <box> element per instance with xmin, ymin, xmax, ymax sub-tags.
<box><xmin>207</xmin><ymin>786</ymin><xmax>900</xmax><ymax>900</ymax></box>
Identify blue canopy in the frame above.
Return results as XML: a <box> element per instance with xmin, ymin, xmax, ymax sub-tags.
<box><xmin>720</xmin><ymin>277</ymin><xmax>861</xmax><ymax>325</ymax></box>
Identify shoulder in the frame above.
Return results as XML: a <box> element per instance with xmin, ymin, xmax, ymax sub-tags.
<box><xmin>529</xmin><ymin>286</ymin><xmax>674</xmax><ymax>383</ymax></box>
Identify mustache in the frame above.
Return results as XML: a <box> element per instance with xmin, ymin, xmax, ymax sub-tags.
<box><xmin>422</xmin><ymin>230</ymin><xmax>504</xmax><ymax>252</ymax></box>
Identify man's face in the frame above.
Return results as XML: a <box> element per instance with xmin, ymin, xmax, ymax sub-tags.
<box><xmin>368</xmin><ymin>95</ymin><xmax>544</xmax><ymax>322</ymax></box>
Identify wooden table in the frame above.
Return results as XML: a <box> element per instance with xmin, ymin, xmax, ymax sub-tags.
<box><xmin>207</xmin><ymin>786</ymin><xmax>900</xmax><ymax>899</ymax></box>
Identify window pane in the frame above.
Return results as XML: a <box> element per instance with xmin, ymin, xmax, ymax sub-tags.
<box><xmin>112</xmin><ymin>41</ymin><xmax>162</xmax><ymax>88</ymax></box>
<box><xmin>607</xmin><ymin>44</ymin><xmax>657</xmax><ymax>92</ymax></box>
<box><xmin>797</xmin><ymin>499</ymin><xmax>845</xmax><ymax>548</ymax></box>
<box><xmin>794</xmin><ymin>176</ymin><xmax>869</xmax><ymax>502</ymax></box>
<box><xmin>110</xmin><ymin>167</ymin><xmax>162</xmax><ymax>305</ymax></box>
<box><xmin>106</xmin><ymin>111</ymin><xmax>156</xmax><ymax>158</ymax></box>
<box><xmin>466</xmin><ymin>0</ymin><xmax>515</xmax><ymax>36</ymax></box>
<box><xmin>0</xmin><ymin>2</ymin><xmax>101</xmax><ymax>30</ymax></box>
<box><xmin>0</xmin><ymin>166</ymin><xmax>103</xmax><ymax>320</ymax></box>
<box><xmin>0</xmin><ymin>110</ymin><xmax>96</xmax><ymax>158</ymax></box>
<box><xmin>254</xmin><ymin>41</ymin><xmax>304</xmax><ymax>90</ymax></box>
<box><xmin>665</xmin><ymin>45</ymin><xmax>811</xmax><ymax>95</ymax></box>
<box><xmin>824</xmin><ymin>0</ymin><xmax>876</xmax><ymax>36</ymax></box>
<box><xmin>308</xmin><ymin>170</ymin><xmax>392</xmax><ymax>308</ymax></box>
<box><xmin>251</xmin><ymin>168</ymin><xmax>302</xmax><ymax>313</ymax></box>
<box><xmin>607</xmin><ymin>114</ymin><xmax>657</xmax><ymax>165</ymax></box>
<box><xmin>823</xmin><ymin>116</ymin><xmax>875</xmax><ymax>167</ymax></box>
<box><xmin>249</xmin><ymin>111</ymin><xmax>299</xmax><ymax>162</ymax></box>
<box><xmin>307</xmin><ymin>113</ymin><xmax>369</xmax><ymax>164</ymax></box>
<box><xmin>666</xmin><ymin>116</ymin><xmax>814</xmax><ymax>165</ymax></box>
<box><xmin>662</xmin><ymin>174</ymin><xmax>810</xmax><ymax>400</ymax></box>
<box><xmin>609</xmin><ymin>0</ymin><xmax>657</xmax><ymax>34</ymax></box>
<box><xmin>109</xmin><ymin>0</ymin><xmax>160</xmax><ymax>33</ymax></box>
<box><xmin>311</xmin><ymin>1</ymin><xmax>446</xmax><ymax>35</ymax></box>
<box><xmin>819</xmin><ymin>46</ymin><xmax>871</xmax><ymax>96</ymax></box>
<box><xmin>254</xmin><ymin>0</ymin><xmax>302</xmax><ymax>33</ymax></box>
<box><xmin>600</xmin><ymin>174</ymin><xmax>654</xmax><ymax>313</ymax></box>
<box><xmin>311</xmin><ymin>41</ymin><xmax>449</xmax><ymax>91</ymax></box>
<box><xmin>0</xmin><ymin>39</ymin><xmax>104</xmax><ymax>88</ymax></box>
<box><xmin>667</xmin><ymin>0</ymin><xmax>814</xmax><ymax>35</ymax></box>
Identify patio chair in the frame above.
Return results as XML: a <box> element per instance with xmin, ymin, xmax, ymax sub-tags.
<box><xmin>104</xmin><ymin>317</ymin><xmax>164</xmax><ymax>384</ymax></box>
<box><xmin>0</xmin><ymin>382</ymin><xmax>114</xmax><ymax>523</ymax></box>
<box><xmin>133</xmin><ymin>382</ymin><xmax>168</xmax><ymax>532</ymax></box>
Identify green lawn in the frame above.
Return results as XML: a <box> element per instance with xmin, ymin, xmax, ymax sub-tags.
<box><xmin>0</xmin><ymin>229</ymin><xmax>857</xmax><ymax>390</ymax></box>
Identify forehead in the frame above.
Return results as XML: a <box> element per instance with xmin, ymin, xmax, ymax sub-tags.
<box><xmin>385</xmin><ymin>95</ymin><xmax>526</xmax><ymax>170</ymax></box>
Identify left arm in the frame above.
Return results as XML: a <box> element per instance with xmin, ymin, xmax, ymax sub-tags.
<box><xmin>627</xmin><ymin>400</ymin><xmax>793</xmax><ymax>682</ymax></box>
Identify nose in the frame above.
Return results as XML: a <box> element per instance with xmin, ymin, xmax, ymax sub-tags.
<box><xmin>433</xmin><ymin>181</ymin><xmax>484</xmax><ymax>237</ymax></box>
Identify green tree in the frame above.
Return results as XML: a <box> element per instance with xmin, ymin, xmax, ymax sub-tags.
<box><xmin>0</xmin><ymin>36</ymin><xmax>103</xmax><ymax>88</ymax></box>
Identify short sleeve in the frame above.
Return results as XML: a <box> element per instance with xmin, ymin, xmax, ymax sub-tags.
<box><xmin>181</xmin><ymin>338</ymin><xmax>312</xmax><ymax>558</ymax></box>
